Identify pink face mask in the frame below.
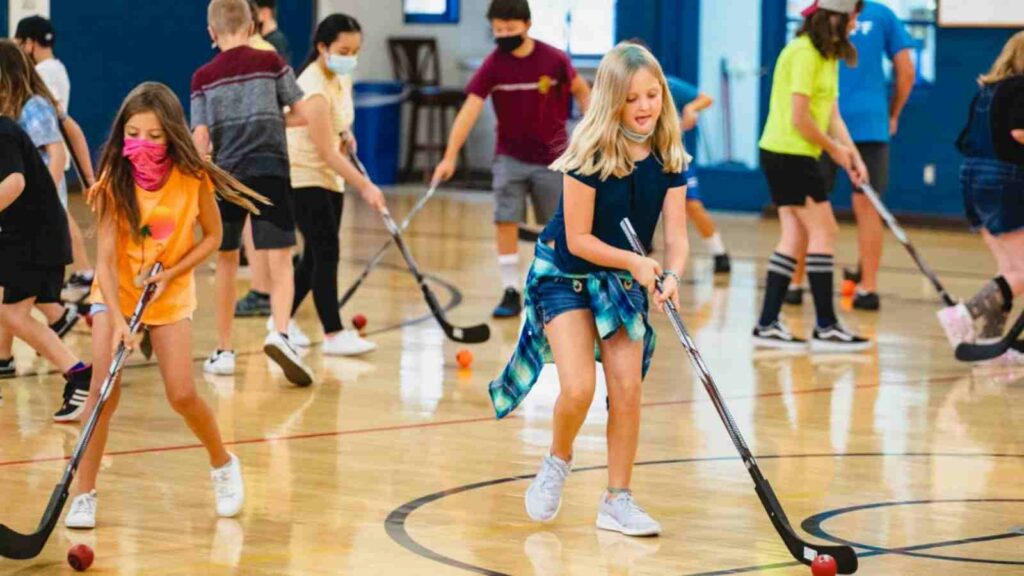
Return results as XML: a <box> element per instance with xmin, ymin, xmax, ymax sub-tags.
<box><xmin>122</xmin><ymin>137</ymin><xmax>172</xmax><ymax>191</ymax></box>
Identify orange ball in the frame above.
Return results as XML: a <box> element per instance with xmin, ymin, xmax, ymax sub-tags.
<box><xmin>456</xmin><ymin>348</ymin><xmax>474</xmax><ymax>369</ymax></box>
<box><xmin>840</xmin><ymin>279</ymin><xmax>857</xmax><ymax>298</ymax></box>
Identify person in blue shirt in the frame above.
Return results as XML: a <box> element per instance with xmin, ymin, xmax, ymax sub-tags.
<box><xmin>788</xmin><ymin>0</ymin><xmax>916</xmax><ymax>311</ymax></box>
<box><xmin>665</xmin><ymin>74</ymin><xmax>732</xmax><ymax>274</ymax></box>
<box><xmin>490</xmin><ymin>42</ymin><xmax>689</xmax><ymax>537</ymax></box>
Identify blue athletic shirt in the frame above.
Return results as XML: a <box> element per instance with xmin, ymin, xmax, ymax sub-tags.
<box><xmin>839</xmin><ymin>1</ymin><xmax>914</xmax><ymax>143</ymax></box>
<box><xmin>540</xmin><ymin>154</ymin><xmax>687</xmax><ymax>275</ymax></box>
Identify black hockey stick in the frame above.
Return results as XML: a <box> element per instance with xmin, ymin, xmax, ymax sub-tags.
<box><xmin>0</xmin><ymin>263</ymin><xmax>162</xmax><ymax>560</ymax></box>
<box><xmin>620</xmin><ymin>218</ymin><xmax>858</xmax><ymax>574</ymax></box>
<box><xmin>955</xmin><ymin>308</ymin><xmax>1024</xmax><ymax>362</ymax></box>
<box><xmin>379</xmin><ymin>210</ymin><xmax>490</xmax><ymax>343</ymax></box>
<box><xmin>348</xmin><ymin>152</ymin><xmax>490</xmax><ymax>344</ymax></box>
<box><xmin>860</xmin><ymin>183</ymin><xmax>956</xmax><ymax>307</ymax></box>
<box><xmin>338</xmin><ymin>182</ymin><xmax>439</xmax><ymax>310</ymax></box>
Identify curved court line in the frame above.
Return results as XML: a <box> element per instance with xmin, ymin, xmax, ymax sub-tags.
<box><xmin>802</xmin><ymin>498</ymin><xmax>1024</xmax><ymax>566</ymax></box>
<box><xmin>0</xmin><ymin>374</ymin><xmax>971</xmax><ymax>469</ymax></box>
<box><xmin>383</xmin><ymin>453</ymin><xmax>1024</xmax><ymax>576</ymax></box>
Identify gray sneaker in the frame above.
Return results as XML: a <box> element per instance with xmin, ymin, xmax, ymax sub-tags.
<box><xmin>596</xmin><ymin>491</ymin><xmax>661</xmax><ymax>537</ymax></box>
<box><xmin>524</xmin><ymin>454</ymin><xmax>571</xmax><ymax>522</ymax></box>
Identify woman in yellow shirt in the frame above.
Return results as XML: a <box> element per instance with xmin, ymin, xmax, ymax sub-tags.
<box><xmin>754</xmin><ymin>0</ymin><xmax>871</xmax><ymax>352</ymax></box>
<box><xmin>286</xmin><ymin>14</ymin><xmax>387</xmax><ymax>356</ymax></box>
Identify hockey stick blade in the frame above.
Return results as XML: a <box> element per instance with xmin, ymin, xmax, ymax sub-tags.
<box><xmin>0</xmin><ymin>483</ymin><xmax>67</xmax><ymax>559</ymax></box>
<box><xmin>757</xmin><ymin>481</ymin><xmax>859</xmax><ymax>573</ymax></box>
<box><xmin>955</xmin><ymin>308</ymin><xmax>1024</xmax><ymax>362</ymax></box>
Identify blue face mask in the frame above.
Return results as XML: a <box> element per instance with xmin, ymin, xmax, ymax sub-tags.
<box><xmin>326</xmin><ymin>54</ymin><xmax>358</xmax><ymax>76</ymax></box>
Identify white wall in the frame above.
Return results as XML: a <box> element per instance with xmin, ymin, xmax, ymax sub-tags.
<box><xmin>698</xmin><ymin>0</ymin><xmax>762</xmax><ymax>167</ymax></box>
<box><xmin>318</xmin><ymin>0</ymin><xmax>498</xmax><ymax>170</ymax></box>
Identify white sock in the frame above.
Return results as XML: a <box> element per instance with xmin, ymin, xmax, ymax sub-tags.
<box><xmin>498</xmin><ymin>254</ymin><xmax>520</xmax><ymax>290</ymax></box>
<box><xmin>704</xmin><ymin>232</ymin><xmax>726</xmax><ymax>256</ymax></box>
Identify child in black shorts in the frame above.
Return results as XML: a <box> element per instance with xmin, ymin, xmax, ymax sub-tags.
<box><xmin>0</xmin><ymin>116</ymin><xmax>91</xmax><ymax>417</ymax></box>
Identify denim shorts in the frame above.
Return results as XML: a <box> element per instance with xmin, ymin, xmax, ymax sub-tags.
<box><xmin>534</xmin><ymin>275</ymin><xmax>647</xmax><ymax>326</ymax></box>
<box><xmin>960</xmin><ymin>157</ymin><xmax>1024</xmax><ymax>235</ymax></box>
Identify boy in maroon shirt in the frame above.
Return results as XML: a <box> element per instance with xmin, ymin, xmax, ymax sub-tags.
<box><xmin>433</xmin><ymin>0</ymin><xmax>590</xmax><ymax>318</ymax></box>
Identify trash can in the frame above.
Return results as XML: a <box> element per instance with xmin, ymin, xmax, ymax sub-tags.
<box><xmin>353</xmin><ymin>82</ymin><xmax>405</xmax><ymax>186</ymax></box>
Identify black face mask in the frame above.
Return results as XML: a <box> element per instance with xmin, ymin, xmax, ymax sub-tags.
<box><xmin>495</xmin><ymin>35</ymin><xmax>525</xmax><ymax>53</ymax></box>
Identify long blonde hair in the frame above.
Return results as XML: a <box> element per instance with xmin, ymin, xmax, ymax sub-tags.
<box><xmin>550</xmin><ymin>43</ymin><xmax>685</xmax><ymax>180</ymax></box>
<box><xmin>979</xmin><ymin>31</ymin><xmax>1024</xmax><ymax>85</ymax></box>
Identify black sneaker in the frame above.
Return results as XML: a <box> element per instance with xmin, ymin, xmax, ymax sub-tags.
<box><xmin>54</xmin><ymin>365</ymin><xmax>92</xmax><ymax>422</ymax></box>
<box><xmin>49</xmin><ymin>305</ymin><xmax>80</xmax><ymax>339</ymax></box>
<box><xmin>784</xmin><ymin>286</ymin><xmax>804</xmax><ymax>306</ymax></box>
<box><xmin>752</xmin><ymin>321</ymin><xmax>807</xmax><ymax>350</ymax></box>
<box><xmin>843</xmin><ymin>266</ymin><xmax>862</xmax><ymax>284</ymax></box>
<box><xmin>713</xmin><ymin>254</ymin><xmax>731</xmax><ymax>274</ymax></box>
<box><xmin>0</xmin><ymin>357</ymin><xmax>15</xmax><ymax>379</ymax></box>
<box><xmin>493</xmin><ymin>288</ymin><xmax>522</xmax><ymax>318</ymax></box>
<box><xmin>235</xmin><ymin>290</ymin><xmax>271</xmax><ymax>317</ymax></box>
<box><xmin>852</xmin><ymin>291</ymin><xmax>880</xmax><ymax>311</ymax></box>
<box><xmin>812</xmin><ymin>323</ymin><xmax>872</xmax><ymax>353</ymax></box>
<box><xmin>61</xmin><ymin>272</ymin><xmax>94</xmax><ymax>303</ymax></box>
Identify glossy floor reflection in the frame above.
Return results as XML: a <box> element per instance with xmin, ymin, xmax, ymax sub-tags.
<box><xmin>1</xmin><ymin>187</ymin><xmax>1021</xmax><ymax>575</ymax></box>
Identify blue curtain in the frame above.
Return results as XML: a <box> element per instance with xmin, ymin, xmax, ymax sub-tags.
<box><xmin>615</xmin><ymin>0</ymin><xmax>700</xmax><ymax>84</ymax></box>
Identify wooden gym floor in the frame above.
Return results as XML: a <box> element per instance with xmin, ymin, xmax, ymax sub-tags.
<box><xmin>0</xmin><ymin>186</ymin><xmax>1021</xmax><ymax>575</ymax></box>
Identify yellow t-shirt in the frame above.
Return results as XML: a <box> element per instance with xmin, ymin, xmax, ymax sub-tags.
<box><xmin>91</xmin><ymin>168</ymin><xmax>209</xmax><ymax>326</ymax></box>
<box><xmin>287</xmin><ymin>63</ymin><xmax>354</xmax><ymax>192</ymax></box>
<box><xmin>249</xmin><ymin>35</ymin><xmax>276</xmax><ymax>52</ymax></box>
<box><xmin>758</xmin><ymin>35</ymin><xmax>839</xmax><ymax>158</ymax></box>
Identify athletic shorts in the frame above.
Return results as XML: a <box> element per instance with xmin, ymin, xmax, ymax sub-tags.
<box><xmin>820</xmin><ymin>142</ymin><xmax>890</xmax><ymax>195</ymax></box>
<box><xmin>219</xmin><ymin>176</ymin><xmax>296</xmax><ymax>252</ymax></box>
<box><xmin>0</xmin><ymin>264</ymin><xmax>64</xmax><ymax>305</ymax></box>
<box><xmin>684</xmin><ymin>166</ymin><xmax>702</xmax><ymax>203</ymax></box>
<box><xmin>760</xmin><ymin>149</ymin><xmax>829</xmax><ymax>207</ymax></box>
<box><xmin>534</xmin><ymin>275</ymin><xmax>647</xmax><ymax>326</ymax></box>
<box><xmin>960</xmin><ymin>157</ymin><xmax>1024</xmax><ymax>236</ymax></box>
<box><xmin>492</xmin><ymin>155</ymin><xmax>562</xmax><ymax>224</ymax></box>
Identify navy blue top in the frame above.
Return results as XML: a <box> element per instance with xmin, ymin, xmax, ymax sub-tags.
<box><xmin>540</xmin><ymin>154</ymin><xmax>687</xmax><ymax>274</ymax></box>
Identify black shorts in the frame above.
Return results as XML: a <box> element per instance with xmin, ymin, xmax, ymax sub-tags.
<box><xmin>0</xmin><ymin>264</ymin><xmax>64</xmax><ymax>304</ymax></box>
<box><xmin>821</xmin><ymin>142</ymin><xmax>890</xmax><ymax>195</ymax></box>
<box><xmin>219</xmin><ymin>176</ymin><xmax>296</xmax><ymax>251</ymax></box>
<box><xmin>760</xmin><ymin>149</ymin><xmax>829</xmax><ymax>207</ymax></box>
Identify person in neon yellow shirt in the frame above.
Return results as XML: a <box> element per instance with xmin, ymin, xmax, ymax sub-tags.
<box><xmin>753</xmin><ymin>0</ymin><xmax>871</xmax><ymax>352</ymax></box>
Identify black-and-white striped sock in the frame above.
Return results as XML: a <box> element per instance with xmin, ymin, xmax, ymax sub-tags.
<box><xmin>758</xmin><ymin>252</ymin><xmax>797</xmax><ymax>327</ymax></box>
<box><xmin>807</xmin><ymin>253</ymin><xmax>837</xmax><ymax>328</ymax></box>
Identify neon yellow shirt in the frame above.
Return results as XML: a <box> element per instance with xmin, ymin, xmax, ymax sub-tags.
<box><xmin>759</xmin><ymin>35</ymin><xmax>839</xmax><ymax>158</ymax></box>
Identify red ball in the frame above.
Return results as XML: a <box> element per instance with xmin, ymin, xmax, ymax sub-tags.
<box><xmin>68</xmin><ymin>543</ymin><xmax>94</xmax><ymax>572</ymax></box>
<box><xmin>456</xmin><ymin>348</ymin><xmax>474</xmax><ymax>369</ymax></box>
<box><xmin>352</xmin><ymin>314</ymin><xmax>367</xmax><ymax>330</ymax></box>
<box><xmin>811</xmin><ymin>554</ymin><xmax>837</xmax><ymax>576</ymax></box>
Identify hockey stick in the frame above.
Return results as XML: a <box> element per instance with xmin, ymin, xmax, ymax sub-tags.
<box><xmin>955</xmin><ymin>308</ymin><xmax>1024</xmax><ymax>362</ymax></box>
<box><xmin>338</xmin><ymin>182</ymin><xmax>439</xmax><ymax>310</ymax></box>
<box><xmin>0</xmin><ymin>263</ymin><xmax>162</xmax><ymax>560</ymax></box>
<box><xmin>349</xmin><ymin>153</ymin><xmax>490</xmax><ymax>344</ymax></box>
<box><xmin>859</xmin><ymin>183</ymin><xmax>956</xmax><ymax>307</ymax></box>
<box><xmin>620</xmin><ymin>218</ymin><xmax>858</xmax><ymax>574</ymax></box>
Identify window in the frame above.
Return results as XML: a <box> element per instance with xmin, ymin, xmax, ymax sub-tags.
<box><xmin>404</xmin><ymin>0</ymin><xmax>460</xmax><ymax>24</ymax></box>
<box><xmin>528</xmin><ymin>0</ymin><xmax>616</xmax><ymax>57</ymax></box>
<box><xmin>785</xmin><ymin>0</ymin><xmax>936</xmax><ymax>83</ymax></box>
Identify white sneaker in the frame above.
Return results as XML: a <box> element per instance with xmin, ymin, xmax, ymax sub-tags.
<box><xmin>263</xmin><ymin>332</ymin><xmax>314</xmax><ymax>386</ymax></box>
<box><xmin>596</xmin><ymin>491</ymin><xmax>661</xmax><ymax>537</ymax></box>
<box><xmin>322</xmin><ymin>330</ymin><xmax>377</xmax><ymax>357</ymax></box>
<box><xmin>525</xmin><ymin>454</ymin><xmax>572</xmax><ymax>522</ymax></box>
<box><xmin>203</xmin><ymin>350</ymin><xmax>236</xmax><ymax>376</ymax></box>
<box><xmin>211</xmin><ymin>453</ymin><xmax>244</xmax><ymax>518</ymax></box>
<box><xmin>266</xmin><ymin>318</ymin><xmax>311</xmax><ymax>347</ymax></box>
<box><xmin>64</xmin><ymin>490</ymin><xmax>97</xmax><ymax>529</ymax></box>
<box><xmin>937</xmin><ymin>303</ymin><xmax>975</xmax><ymax>348</ymax></box>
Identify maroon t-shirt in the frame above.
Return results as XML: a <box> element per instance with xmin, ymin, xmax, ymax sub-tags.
<box><xmin>466</xmin><ymin>40</ymin><xmax>577</xmax><ymax>165</ymax></box>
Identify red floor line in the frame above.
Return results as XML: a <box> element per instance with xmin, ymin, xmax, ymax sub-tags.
<box><xmin>0</xmin><ymin>373</ymin><xmax>965</xmax><ymax>469</ymax></box>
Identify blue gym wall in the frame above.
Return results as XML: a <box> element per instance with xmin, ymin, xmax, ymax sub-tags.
<box><xmin>3</xmin><ymin>0</ymin><xmax>314</xmax><ymax>164</ymax></box>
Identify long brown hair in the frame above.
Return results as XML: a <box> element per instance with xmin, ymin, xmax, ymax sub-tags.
<box><xmin>979</xmin><ymin>31</ymin><xmax>1024</xmax><ymax>85</ymax></box>
<box><xmin>797</xmin><ymin>5</ymin><xmax>862</xmax><ymax>66</ymax></box>
<box><xmin>90</xmin><ymin>82</ymin><xmax>266</xmax><ymax>240</ymax></box>
<box><xmin>0</xmin><ymin>39</ymin><xmax>61</xmax><ymax>118</ymax></box>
